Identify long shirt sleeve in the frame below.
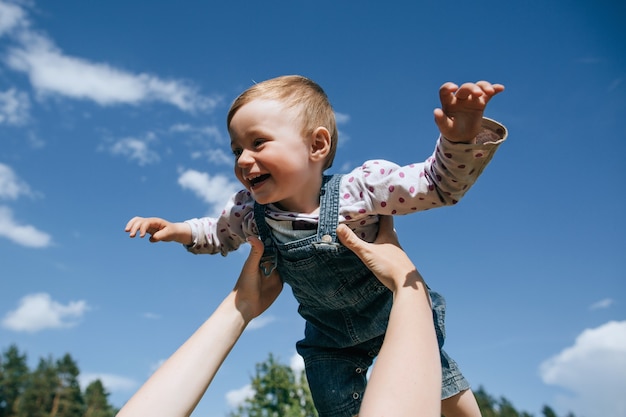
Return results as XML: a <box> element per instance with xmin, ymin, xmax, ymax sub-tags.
<box><xmin>185</xmin><ymin>118</ymin><xmax>507</xmax><ymax>253</ymax></box>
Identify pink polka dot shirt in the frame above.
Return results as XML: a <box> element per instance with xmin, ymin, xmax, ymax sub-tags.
<box><xmin>185</xmin><ymin>118</ymin><xmax>507</xmax><ymax>256</ymax></box>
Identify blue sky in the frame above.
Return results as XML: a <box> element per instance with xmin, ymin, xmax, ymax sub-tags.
<box><xmin>1</xmin><ymin>1</ymin><xmax>624</xmax><ymax>416</ymax></box>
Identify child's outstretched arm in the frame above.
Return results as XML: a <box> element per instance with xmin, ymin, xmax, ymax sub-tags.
<box><xmin>116</xmin><ymin>237</ymin><xmax>283</xmax><ymax>417</ymax></box>
<box><xmin>125</xmin><ymin>216</ymin><xmax>192</xmax><ymax>245</ymax></box>
<box><xmin>337</xmin><ymin>216</ymin><xmax>441</xmax><ymax>417</ymax></box>
<box><xmin>434</xmin><ymin>81</ymin><xmax>505</xmax><ymax>143</ymax></box>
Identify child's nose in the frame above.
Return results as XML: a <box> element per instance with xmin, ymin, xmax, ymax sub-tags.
<box><xmin>237</xmin><ymin>149</ymin><xmax>254</xmax><ymax>166</ymax></box>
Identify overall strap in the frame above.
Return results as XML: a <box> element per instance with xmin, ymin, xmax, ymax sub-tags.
<box><xmin>253</xmin><ymin>202</ymin><xmax>277</xmax><ymax>276</ymax></box>
<box><xmin>253</xmin><ymin>174</ymin><xmax>344</xmax><ymax>275</ymax></box>
<box><xmin>316</xmin><ymin>174</ymin><xmax>343</xmax><ymax>244</ymax></box>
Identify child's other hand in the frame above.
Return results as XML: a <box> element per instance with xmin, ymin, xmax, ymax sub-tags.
<box><xmin>434</xmin><ymin>81</ymin><xmax>504</xmax><ymax>143</ymax></box>
<box><xmin>125</xmin><ymin>216</ymin><xmax>191</xmax><ymax>244</ymax></box>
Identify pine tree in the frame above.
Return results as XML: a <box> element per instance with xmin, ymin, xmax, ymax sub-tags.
<box><xmin>84</xmin><ymin>380</ymin><xmax>116</xmax><ymax>417</ymax></box>
<box><xmin>229</xmin><ymin>353</ymin><xmax>317</xmax><ymax>417</ymax></box>
<box><xmin>0</xmin><ymin>345</ymin><xmax>29</xmax><ymax>417</ymax></box>
<box><xmin>498</xmin><ymin>397</ymin><xmax>520</xmax><ymax>417</ymax></box>
<box><xmin>542</xmin><ymin>405</ymin><xmax>559</xmax><ymax>417</ymax></box>
<box><xmin>16</xmin><ymin>356</ymin><xmax>57</xmax><ymax>417</ymax></box>
<box><xmin>50</xmin><ymin>354</ymin><xmax>83</xmax><ymax>417</ymax></box>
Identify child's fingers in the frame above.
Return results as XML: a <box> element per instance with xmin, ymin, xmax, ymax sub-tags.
<box><xmin>125</xmin><ymin>217</ymin><xmax>141</xmax><ymax>236</ymax></box>
<box><xmin>475</xmin><ymin>81</ymin><xmax>505</xmax><ymax>97</ymax></box>
<box><xmin>438</xmin><ymin>82</ymin><xmax>458</xmax><ymax>107</ymax></box>
<box><xmin>455</xmin><ymin>83</ymin><xmax>485</xmax><ymax>101</ymax></box>
<box><xmin>433</xmin><ymin>108</ymin><xmax>453</xmax><ymax>134</ymax></box>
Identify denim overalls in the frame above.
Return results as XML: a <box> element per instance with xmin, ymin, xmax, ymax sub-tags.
<box><xmin>254</xmin><ymin>174</ymin><xmax>469</xmax><ymax>417</ymax></box>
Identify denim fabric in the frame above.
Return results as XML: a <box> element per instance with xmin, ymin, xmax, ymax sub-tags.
<box><xmin>254</xmin><ymin>175</ymin><xmax>469</xmax><ymax>417</ymax></box>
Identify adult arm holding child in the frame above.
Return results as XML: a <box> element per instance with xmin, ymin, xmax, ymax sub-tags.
<box><xmin>116</xmin><ymin>216</ymin><xmax>441</xmax><ymax>417</ymax></box>
<box><xmin>116</xmin><ymin>235</ymin><xmax>283</xmax><ymax>417</ymax></box>
<box><xmin>337</xmin><ymin>217</ymin><xmax>441</xmax><ymax>417</ymax></box>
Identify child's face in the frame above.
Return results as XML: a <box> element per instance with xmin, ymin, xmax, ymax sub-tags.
<box><xmin>229</xmin><ymin>99</ymin><xmax>322</xmax><ymax>213</ymax></box>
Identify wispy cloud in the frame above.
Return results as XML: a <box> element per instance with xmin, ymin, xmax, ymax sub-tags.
<box><xmin>106</xmin><ymin>133</ymin><xmax>161</xmax><ymax>166</ymax></box>
<box><xmin>289</xmin><ymin>352</ymin><xmax>305</xmax><ymax>375</ymax></box>
<box><xmin>1</xmin><ymin>1</ymin><xmax>220</xmax><ymax>113</ymax></box>
<box><xmin>0</xmin><ymin>163</ymin><xmax>32</xmax><ymax>199</ymax></box>
<box><xmin>589</xmin><ymin>298</ymin><xmax>614</xmax><ymax>310</ymax></box>
<box><xmin>226</xmin><ymin>384</ymin><xmax>254</xmax><ymax>408</ymax></box>
<box><xmin>539</xmin><ymin>320</ymin><xmax>626</xmax><ymax>417</ymax></box>
<box><xmin>2</xmin><ymin>292</ymin><xmax>90</xmax><ymax>332</ymax></box>
<box><xmin>177</xmin><ymin>169</ymin><xmax>241</xmax><ymax>216</ymax></box>
<box><xmin>79</xmin><ymin>373</ymin><xmax>138</xmax><ymax>392</ymax></box>
<box><xmin>142</xmin><ymin>312</ymin><xmax>162</xmax><ymax>320</ymax></box>
<box><xmin>335</xmin><ymin>111</ymin><xmax>350</xmax><ymax>125</ymax></box>
<box><xmin>0</xmin><ymin>205</ymin><xmax>51</xmax><ymax>247</ymax></box>
<box><xmin>0</xmin><ymin>163</ymin><xmax>50</xmax><ymax>247</ymax></box>
<box><xmin>0</xmin><ymin>1</ymin><xmax>26</xmax><ymax>37</ymax></box>
<box><xmin>246</xmin><ymin>315</ymin><xmax>276</xmax><ymax>330</ymax></box>
<box><xmin>170</xmin><ymin>123</ymin><xmax>224</xmax><ymax>142</ymax></box>
<box><xmin>0</xmin><ymin>88</ymin><xmax>30</xmax><ymax>125</ymax></box>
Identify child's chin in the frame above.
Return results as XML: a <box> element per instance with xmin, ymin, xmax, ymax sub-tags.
<box><xmin>253</xmin><ymin>196</ymin><xmax>274</xmax><ymax>205</ymax></box>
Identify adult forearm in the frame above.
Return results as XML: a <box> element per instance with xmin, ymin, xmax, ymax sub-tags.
<box><xmin>360</xmin><ymin>275</ymin><xmax>441</xmax><ymax>417</ymax></box>
<box><xmin>117</xmin><ymin>292</ymin><xmax>247</xmax><ymax>417</ymax></box>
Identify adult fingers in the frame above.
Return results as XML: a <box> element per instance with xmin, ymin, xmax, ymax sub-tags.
<box><xmin>373</xmin><ymin>215</ymin><xmax>399</xmax><ymax>246</ymax></box>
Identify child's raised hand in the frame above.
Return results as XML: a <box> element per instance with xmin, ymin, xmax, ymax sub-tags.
<box><xmin>125</xmin><ymin>216</ymin><xmax>192</xmax><ymax>245</ymax></box>
<box><xmin>434</xmin><ymin>81</ymin><xmax>504</xmax><ymax>143</ymax></box>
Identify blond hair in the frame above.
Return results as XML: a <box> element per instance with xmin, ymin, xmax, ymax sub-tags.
<box><xmin>227</xmin><ymin>75</ymin><xmax>338</xmax><ymax>170</ymax></box>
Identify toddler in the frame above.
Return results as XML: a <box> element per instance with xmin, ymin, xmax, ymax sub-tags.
<box><xmin>126</xmin><ymin>75</ymin><xmax>507</xmax><ymax>417</ymax></box>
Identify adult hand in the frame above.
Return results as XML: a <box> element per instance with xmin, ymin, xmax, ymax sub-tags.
<box><xmin>233</xmin><ymin>237</ymin><xmax>283</xmax><ymax>322</ymax></box>
<box><xmin>337</xmin><ymin>215</ymin><xmax>422</xmax><ymax>292</ymax></box>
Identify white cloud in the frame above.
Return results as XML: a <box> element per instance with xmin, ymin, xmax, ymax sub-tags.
<box><xmin>0</xmin><ymin>163</ymin><xmax>32</xmax><ymax>199</ymax></box>
<box><xmin>540</xmin><ymin>320</ymin><xmax>626</xmax><ymax>417</ymax></box>
<box><xmin>335</xmin><ymin>111</ymin><xmax>350</xmax><ymax>125</ymax></box>
<box><xmin>170</xmin><ymin>123</ymin><xmax>224</xmax><ymax>142</ymax></box>
<box><xmin>177</xmin><ymin>169</ymin><xmax>240</xmax><ymax>216</ymax></box>
<box><xmin>108</xmin><ymin>134</ymin><xmax>160</xmax><ymax>166</ymax></box>
<box><xmin>79</xmin><ymin>373</ymin><xmax>137</xmax><ymax>392</ymax></box>
<box><xmin>589</xmin><ymin>298</ymin><xmax>614</xmax><ymax>310</ymax></box>
<box><xmin>2</xmin><ymin>292</ymin><xmax>90</xmax><ymax>332</ymax></box>
<box><xmin>225</xmin><ymin>384</ymin><xmax>254</xmax><ymax>408</ymax></box>
<box><xmin>0</xmin><ymin>1</ymin><xmax>26</xmax><ymax>37</ymax></box>
<box><xmin>0</xmin><ymin>205</ymin><xmax>51</xmax><ymax>247</ymax></box>
<box><xmin>142</xmin><ymin>312</ymin><xmax>161</xmax><ymax>320</ymax></box>
<box><xmin>289</xmin><ymin>352</ymin><xmax>305</xmax><ymax>375</ymax></box>
<box><xmin>3</xmin><ymin>9</ymin><xmax>220</xmax><ymax>113</ymax></box>
<box><xmin>0</xmin><ymin>88</ymin><xmax>30</xmax><ymax>125</ymax></box>
<box><xmin>190</xmin><ymin>148</ymin><xmax>232</xmax><ymax>166</ymax></box>
<box><xmin>246</xmin><ymin>315</ymin><xmax>276</xmax><ymax>330</ymax></box>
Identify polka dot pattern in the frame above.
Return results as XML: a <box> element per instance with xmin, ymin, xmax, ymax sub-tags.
<box><xmin>184</xmin><ymin>121</ymin><xmax>505</xmax><ymax>252</ymax></box>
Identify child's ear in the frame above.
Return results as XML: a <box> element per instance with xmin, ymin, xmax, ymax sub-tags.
<box><xmin>309</xmin><ymin>127</ymin><xmax>331</xmax><ymax>162</ymax></box>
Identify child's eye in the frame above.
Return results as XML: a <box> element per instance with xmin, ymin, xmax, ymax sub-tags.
<box><xmin>232</xmin><ymin>148</ymin><xmax>242</xmax><ymax>158</ymax></box>
<box><xmin>253</xmin><ymin>138</ymin><xmax>266</xmax><ymax>148</ymax></box>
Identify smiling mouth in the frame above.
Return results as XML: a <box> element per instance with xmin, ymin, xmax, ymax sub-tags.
<box><xmin>249</xmin><ymin>174</ymin><xmax>271</xmax><ymax>187</ymax></box>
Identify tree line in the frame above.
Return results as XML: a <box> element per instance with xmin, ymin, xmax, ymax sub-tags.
<box><xmin>1</xmin><ymin>345</ymin><xmax>577</xmax><ymax>417</ymax></box>
<box><xmin>0</xmin><ymin>345</ymin><xmax>116</xmax><ymax>417</ymax></box>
